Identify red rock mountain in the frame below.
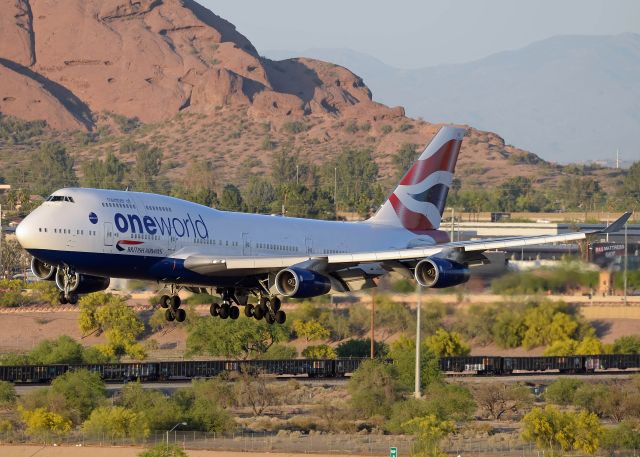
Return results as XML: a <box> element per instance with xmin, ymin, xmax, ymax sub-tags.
<box><xmin>0</xmin><ymin>0</ymin><xmax>404</xmax><ymax>131</ymax></box>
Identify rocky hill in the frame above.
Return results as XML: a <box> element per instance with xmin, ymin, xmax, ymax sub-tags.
<box><xmin>0</xmin><ymin>0</ymin><xmax>624</xmax><ymax>195</ymax></box>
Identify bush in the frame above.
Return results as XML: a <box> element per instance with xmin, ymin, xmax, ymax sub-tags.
<box><xmin>139</xmin><ymin>444</ymin><xmax>188</xmax><ymax>457</ymax></box>
<box><xmin>611</xmin><ymin>335</ymin><xmax>640</xmax><ymax>354</ymax></box>
<box><xmin>28</xmin><ymin>336</ymin><xmax>84</xmax><ymax>365</ymax></box>
<box><xmin>19</xmin><ymin>407</ymin><xmax>72</xmax><ymax>439</ymax></box>
<box><xmin>389</xmin><ymin>335</ymin><xmax>442</xmax><ymax>391</ymax></box>
<box><xmin>83</xmin><ymin>406</ymin><xmax>149</xmax><ymax>440</ymax></box>
<box><xmin>403</xmin><ymin>414</ymin><xmax>454</xmax><ymax>457</ymax></box>
<box><xmin>522</xmin><ymin>405</ymin><xmax>602</xmax><ymax>454</ymax></box>
<box><xmin>282</xmin><ymin>121</ymin><xmax>308</xmax><ymax>134</ymax></box>
<box><xmin>544</xmin><ymin>378</ymin><xmax>584</xmax><ymax>405</ymax></box>
<box><xmin>0</xmin><ymin>279</ymin><xmax>27</xmax><ymax>307</ymax></box>
<box><xmin>49</xmin><ymin>369</ymin><xmax>107</xmax><ymax>424</ymax></box>
<box><xmin>302</xmin><ymin>344</ymin><xmax>336</xmax><ymax>359</ymax></box>
<box><xmin>601</xmin><ymin>421</ymin><xmax>640</xmax><ymax>452</ymax></box>
<box><xmin>473</xmin><ymin>383</ymin><xmax>532</xmax><ymax>420</ymax></box>
<box><xmin>336</xmin><ymin>338</ymin><xmax>388</xmax><ymax>358</ymax></box>
<box><xmin>426</xmin><ymin>329</ymin><xmax>470</xmax><ymax>357</ymax></box>
<box><xmin>348</xmin><ymin>360</ymin><xmax>401</xmax><ymax>418</ymax></box>
<box><xmin>258</xmin><ymin>343</ymin><xmax>298</xmax><ymax>359</ymax></box>
<box><xmin>0</xmin><ymin>381</ymin><xmax>16</xmax><ymax>408</ymax></box>
<box><xmin>174</xmin><ymin>379</ymin><xmax>235</xmax><ymax>433</ymax></box>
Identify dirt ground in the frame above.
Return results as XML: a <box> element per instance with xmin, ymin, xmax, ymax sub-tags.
<box><xmin>0</xmin><ymin>446</ymin><xmax>376</xmax><ymax>457</ymax></box>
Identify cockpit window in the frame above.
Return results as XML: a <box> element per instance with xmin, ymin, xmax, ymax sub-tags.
<box><xmin>46</xmin><ymin>195</ymin><xmax>75</xmax><ymax>203</ymax></box>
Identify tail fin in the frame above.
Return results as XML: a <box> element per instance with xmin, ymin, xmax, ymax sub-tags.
<box><xmin>368</xmin><ymin>126</ymin><xmax>466</xmax><ymax>233</ymax></box>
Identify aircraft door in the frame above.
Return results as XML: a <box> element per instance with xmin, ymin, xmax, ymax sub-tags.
<box><xmin>242</xmin><ymin>232</ymin><xmax>250</xmax><ymax>256</ymax></box>
<box><xmin>104</xmin><ymin>222</ymin><xmax>115</xmax><ymax>247</ymax></box>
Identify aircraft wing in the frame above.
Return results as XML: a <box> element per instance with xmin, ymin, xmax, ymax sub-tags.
<box><xmin>183</xmin><ymin>212</ymin><xmax>631</xmax><ymax>276</ymax></box>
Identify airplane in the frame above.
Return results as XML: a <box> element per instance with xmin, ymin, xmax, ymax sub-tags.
<box><xmin>15</xmin><ymin>126</ymin><xmax>631</xmax><ymax>325</ymax></box>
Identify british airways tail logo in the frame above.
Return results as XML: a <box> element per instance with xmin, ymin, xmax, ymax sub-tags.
<box><xmin>113</xmin><ymin>212</ymin><xmax>209</xmax><ymax>239</ymax></box>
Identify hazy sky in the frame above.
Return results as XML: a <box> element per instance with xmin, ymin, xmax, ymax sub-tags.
<box><xmin>201</xmin><ymin>0</ymin><xmax>640</xmax><ymax>68</ymax></box>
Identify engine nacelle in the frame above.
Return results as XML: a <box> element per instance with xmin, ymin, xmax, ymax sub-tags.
<box><xmin>414</xmin><ymin>258</ymin><xmax>470</xmax><ymax>288</ymax></box>
<box><xmin>275</xmin><ymin>267</ymin><xmax>332</xmax><ymax>299</ymax></box>
<box><xmin>31</xmin><ymin>258</ymin><xmax>56</xmax><ymax>281</ymax></box>
<box><xmin>55</xmin><ymin>269</ymin><xmax>110</xmax><ymax>295</ymax></box>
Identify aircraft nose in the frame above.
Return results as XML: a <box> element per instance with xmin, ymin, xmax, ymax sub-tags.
<box><xmin>16</xmin><ymin>214</ymin><xmax>36</xmax><ymax>249</ymax></box>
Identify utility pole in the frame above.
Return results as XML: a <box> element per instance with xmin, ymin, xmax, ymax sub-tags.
<box><xmin>624</xmin><ymin>219</ymin><xmax>628</xmax><ymax>305</ymax></box>
<box><xmin>370</xmin><ymin>288</ymin><xmax>375</xmax><ymax>359</ymax></box>
<box><xmin>0</xmin><ymin>204</ymin><xmax>3</xmax><ymax>279</ymax></box>
<box><xmin>414</xmin><ymin>285</ymin><xmax>422</xmax><ymax>399</ymax></box>
<box><xmin>334</xmin><ymin>167</ymin><xmax>338</xmax><ymax>218</ymax></box>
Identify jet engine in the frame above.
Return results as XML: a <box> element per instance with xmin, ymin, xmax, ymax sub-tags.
<box><xmin>31</xmin><ymin>258</ymin><xmax>56</xmax><ymax>281</ymax></box>
<box><xmin>414</xmin><ymin>258</ymin><xmax>470</xmax><ymax>288</ymax></box>
<box><xmin>275</xmin><ymin>267</ymin><xmax>332</xmax><ymax>299</ymax></box>
<box><xmin>55</xmin><ymin>269</ymin><xmax>110</xmax><ymax>294</ymax></box>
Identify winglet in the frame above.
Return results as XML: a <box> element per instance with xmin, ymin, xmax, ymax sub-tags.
<box><xmin>599</xmin><ymin>212</ymin><xmax>633</xmax><ymax>234</ymax></box>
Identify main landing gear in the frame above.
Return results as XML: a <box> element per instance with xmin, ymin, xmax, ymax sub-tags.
<box><xmin>160</xmin><ymin>286</ymin><xmax>186</xmax><ymax>323</ymax></box>
<box><xmin>57</xmin><ymin>266</ymin><xmax>79</xmax><ymax>305</ymax></box>
<box><xmin>209</xmin><ymin>288</ymin><xmax>286</xmax><ymax>325</ymax></box>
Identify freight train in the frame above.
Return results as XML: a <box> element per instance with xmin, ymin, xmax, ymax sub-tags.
<box><xmin>1</xmin><ymin>355</ymin><xmax>639</xmax><ymax>384</ymax></box>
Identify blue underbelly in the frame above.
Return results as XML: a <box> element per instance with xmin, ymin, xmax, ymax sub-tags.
<box><xmin>27</xmin><ymin>249</ymin><xmax>257</xmax><ymax>288</ymax></box>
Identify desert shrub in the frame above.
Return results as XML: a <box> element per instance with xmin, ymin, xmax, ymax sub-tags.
<box><xmin>19</xmin><ymin>407</ymin><xmax>72</xmax><ymax>439</ymax></box>
<box><xmin>0</xmin><ymin>114</ymin><xmax>46</xmax><ymax>144</ymax></box>
<box><xmin>601</xmin><ymin>420</ymin><xmax>640</xmax><ymax>452</ymax></box>
<box><xmin>403</xmin><ymin>414</ymin><xmax>454</xmax><ymax>457</ymax></box>
<box><xmin>544</xmin><ymin>378</ymin><xmax>585</xmax><ymax>405</ymax></box>
<box><xmin>258</xmin><ymin>343</ymin><xmax>298</xmax><ymax>359</ymax></box>
<box><xmin>172</xmin><ymin>379</ymin><xmax>235</xmax><ymax>433</ymax></box>
<box><xmin>348</xmin><ymin>360</ymin><xmax>401</xmax><ymax>418</ymax></box>
<box><xmin>0</xmin><ymin>279</ymin><xmax>27</xmax><ymax>307</ymax></box>
<box><xmin>83</xmin><ymin>406</ymin><xmax>149</xmax><ymax>440</ymax></box>
<box><xmin>473</xmin><ymin>383</ymin><xmax>533</xmax><ymax>420</ymax></box>
<box><xmin>0</xmin><ymin>381</ymin><xmax>16</xmax><ymax>408</ymax></box>
<box><xmin>301</xmin><ymin>344</ymin><xmax>336</xmax><ymax>359</ymax></box>
<box><xmin>138</xmin><ymin>444</ymin><xmax>188</xmax><ymax>457</ymax></box>
<box><xmin>426</xmin><ymin>329</ymin><xmax>470</xmax><ymax>357</ymax></box>
<box><xmin>28</xmin><ymin>336</ymin><xmax>84</xmax><ymax>365</ymax></box>
<box><xmin>610</xmin><ymin>335</ymin><xmax>640</xmax><ymax>354</ymax></box>
<box><xmin>336</xmin><ymin>338</ymin><xmax>388</xmax><ymax>358</ymax></box>
<box><xmin>282</xmin><ymin>121</ymin><xmax>308</xmax><ymax>134</ymax></box>
<box><xmin>522</xmin><ymin>406</ymin><xmax>602</xmax><ymax>454</ymax></box>
<box><xmin>381</xmin><ymin>124</ymin><xmax>393</xmax><ymax>135</ymax></box>
<box><xmin>49</xmin><ymin>369</ymin><xmax>107</xmax><ymax>424</ymax></box>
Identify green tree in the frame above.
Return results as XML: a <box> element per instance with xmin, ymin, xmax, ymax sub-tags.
<box><xmin>544</xmin><ymin>378</ymin><xmax>585</xmax><ymax>405</ymax></box>
<box><xmin>244</xmin><ymin>176</ymin><xmax>276</xmax><ymax>213</ymax></box>
<box><xmin>83</xmin><ymin>406</ymin><xmax>149</xmax><ymax>440</ymax></box>
<box><xmin>336</xmin><ymin>338</ymin><xmax>388</xmax><ymax>358</ymax></box>
<box><xmin>19</xmin><ymin>407</ymin><xmax>72</xmax><ymax>439</ymax></box>
<box><xmin>186</xmin><ymin>314</ymin><xmax>288</xmax><ymax>359</ymax></box>
<box><xmin>49</xmin><ymin>369</ymin><xmax>107</xmax><ymax>424</ymax></box>
<box><xmin>173</xmin><ymin>379</ymin><xmax>234</xmax><ymax>432</ymax></box>
<box><xmin>301</xmin><ymin>344</ymin><xmax>336</xmax><ymax>359</ymax></box>
<box><xmin>611</xmin><ymin>335</ymin><xmax>640</xmax><ymax>354</ymax></box>
<box><xmin>78</xmin><ymin>293</ymin><xmax>146</xmax><ymax>359</ymax></box>
<box><xmin>0</xmin><ymin>380</ymin><xmax>16</xmax><ymax>408</ymax></box>
<box><xmin>127</xmin><ymin>141</ymin><xmax>163</xmax><ymax>193</ymax></box>
<box><xmin>389</xmin><ymin>335</ymin><xmax>442</xmax><ymax>391</ymax></box>
<box><xmin>29</xmin><ymin>142</ymin><xmax>78</xmax><ymax>195</ymax></box>
<box><xmin>348</xmin><ymin>360</ymin><xmax>401</xmax><ymax>418</ymax></box>
<box><xmin>292</xmin><ymin>319</ymin><xmax>330</xmax><ymax>342</ymax></box>
<box><xmin>402</xmin><ymin>414</ymin><xmax>455</xmax><ymax>457</ymax></box>
<box><xmin>522</xmin><ymin>406</ymin><xmax>602</xmax><ymax>455</ymax></box>
<box><xmin>601</xmin><ymin>421</ymin><xmax>640</xmax><ymax>453</ymax></box>
<box><xmin>426</xmin><ymin>329</ymin><xmax>470</xmax><ymax>357</ymax></box>
<box><xmin>257</xmin><ymin>343</ymin><xmax>297</xmax><ymax>359</ymax></box>
<box><xmin>171</xmin><ymin>160</ymin><xmax>218</xmax><ymax>207</ymax></box>
<box><xmin>28</xmin><ymin>336</ymin><xmax>84</xmax><ymax>365</ymax></box>
<box><xmin>81</xmin><ymin>151</ymin><xmax>127</xmax><ymax>189</ymax></box>
<box><xmin>218</xmin><ymin>184</ymin><xmax>245</xmax><ymax>211</ymax></box>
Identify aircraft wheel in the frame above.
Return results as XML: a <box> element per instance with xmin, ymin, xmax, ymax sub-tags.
<box><xmin>68</xmin><ymin>294</ymin><xmax>79</xmax><ymax>305</ymax></box>
<box><xmin>275</xmin><ymin>310</ymin><xmax>286</xmax><ymax>324</ymax></box>
<box><xmin>265</xmin><ymin>313</ymin><xmax>276</xmax><ymax>325</ymax></box>
<box><xmin>244</xmin><ymin>303</ymin><xmax>254</xmax><ymax>318</ymax></box>
<box><xmin>165</xmin><ymin>309</ymin><xmax>175</xmax><ymax>322</ymax></box>
<box><xmin>271</xmin><ymin>297</ymin><xmax>281</xmax><ymax>312</ymax></box>
<box><xmin>219</xmin><ymin>303</ymin><xmax>230</xmax><ymax>319</ymax></box>
<box><xmin>253</xmin><ymin>305</ymin><xmax>265</xmax><ymax>320</ymax></box>
<box><xmin>160</xmin><ymin>295</ymin><xmax>170</xmax><ymax>308</ymax></box>
<box><xmin>170</xmin><ymin>295</ymin><xmax>181</xmax><ymax>310</ymax></box>
<box><xmin>59</xmin><ymin>292</ymin><xmax>68</xmax><ymax>305</ymax></box>
<box><xmin>210</xmin><ymin>303</ymin><xmax>220</xmax><ymax>317</ymax></box>
<box><xmin>175</xmin><ymin>308</ymin><xmax>187</xmax><ymax>323</ymax></box>
<box><xmin>229</xmin><ymin>306</ymin><xmax>240</xmax><ymax>320</ymax></box>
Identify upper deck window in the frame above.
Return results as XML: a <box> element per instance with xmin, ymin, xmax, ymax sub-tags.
<box><xmin>46</xmin><ymin>195</ymin><xmax>74</xmax><ymax>203</ymax></box>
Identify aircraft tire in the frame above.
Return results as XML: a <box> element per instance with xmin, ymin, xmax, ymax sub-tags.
<box><xmin>244</xmin><ymin>303</ymin><xmax>254</xmax><ymax>318</ymax></box>
<box><xmin>68</xmin><ymin>294</ymin><xmax>79</xmax><ymax>305</ymax></box>
<box><xmin>210</xmin><ymin>303</ymin><xmax>220</xmax><ymax>317</ymax></box>
<box><xmin>266</xmin><ymin>313</ymin><xmax>276</xmax><ymax>325</ymax></box>
<box><xmin>219</xmin><ymin>303</ymin><xmax>230</xmax><ymax>319</ymax></box>
<box><xmin>253</xmin><ymin>305</ymin><xmax>265</xmax><ymax>320</ymax></box>
<box><xmin>160</xmin><ymin>295</ymin><xmax>170</xmax><ymax>308</ymax></box>
<box><xmin>59</xmin><ymin>292</ymin><xmax>68</xmax><ymax>305</ymax></box>
<box><xmin>165</xmin><ymin>309</ymin><xmax>175</xmax><ymax>322</ymax></box>
<box><xmin>170</xmin><ymin>295</ymin><xmax>181</xmax><ymax>310</ymax></box>
<box><xmin>271</xmin><ymin>297</ymin><xmax>281</xmax><ymax>312</ymax></box>
<box><xmin>229</xmin><ymin>306</ymin><xmax>240</xmax><ymax>320</ymax></box>
<box><xmin>176</xmin><ymin>308</ymin><xmax>186</xmax><ymax>322</ymax></box>
<box><xmin>275</xmin><ymin>310</ymin><xmax>286</xmax><ymax>324</ymax></box>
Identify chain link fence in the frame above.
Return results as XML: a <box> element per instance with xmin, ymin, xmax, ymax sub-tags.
<box><xmin>1</xmin><ymin>430</ymin><xmax>639</xmax><ymax>456</ymax></box>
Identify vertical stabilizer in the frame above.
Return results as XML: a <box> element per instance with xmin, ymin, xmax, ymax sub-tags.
<box><xmin>368</xmin><ymin>126</ymin><xmax>466</xmax><ymax>232</ymax></box>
